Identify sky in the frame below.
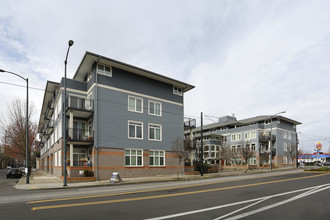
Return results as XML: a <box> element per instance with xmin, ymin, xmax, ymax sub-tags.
<box><xmin>0</xmin><ymin>0</ymin><xmax>330</xmax><ymax>153</ymax></box>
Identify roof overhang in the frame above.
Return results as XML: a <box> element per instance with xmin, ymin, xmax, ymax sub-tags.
<box><xmin>38</xmin><ymin>81</ymin><xmax>59</xmax><ymax>133</ymax></box>
<box><xmin>73</xmin><ymin>51</ymin><xmax>195</xmax><ymax>93</ymax></box>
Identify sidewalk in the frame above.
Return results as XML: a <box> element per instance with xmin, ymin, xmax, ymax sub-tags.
<box><xmin>15</xmin><ymin>167</ymin><xmax>302</xmax><ymax>190</ymax></box>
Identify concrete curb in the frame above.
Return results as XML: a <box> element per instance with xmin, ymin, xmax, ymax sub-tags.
<box><xmin>15</xmin><ymin>167</ymin><xmax>303</xmax><ymax>190</ymax></box>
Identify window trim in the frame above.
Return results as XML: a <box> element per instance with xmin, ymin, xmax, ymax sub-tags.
<box><xmin>128</xmin><ymin>96</ymin><xmax>143</xmax><ymax>113</ymax></box>
<box><xmin>96</xmin><ymin>63</ymin><xmax>112</xmax><ymax>77</ymax></box>
<box><xmin>125</xmin><ymin>149</ymin><xmax>143</xmax><ymax>167</ymax></box>
<box><xmin>148</xmin><ymin>100</ymin><xmax>162</xmax><ymax>116</ymax></box>
<box><xmin>149</xmin><ymin>150</ymin><xmax>165</xmax><ymax>167</ymax></box>
<box><xmin>148</xmin><ymin>123</ymin><xmax>162</xmax><ymax>141</ymax></box>
<box><xmin>128</xmin><ymin>120</ymin><xmax>143</xmax><ymax>140</ymax></box>
<box><xmin>173</xmin><ymin>86</ymin><xmax>183</xmax><ymax>96</ymax></box>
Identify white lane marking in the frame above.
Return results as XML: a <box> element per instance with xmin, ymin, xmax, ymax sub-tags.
<box><xmin>213</xmin><ymin>197</ymin><xmax>269</xmax><ymax>220</ymax></box>
<box><xmin>224</xmin><ymin>184</ymin><xmax>330</xmax><ymax>220</ymax></box>
<box><xmin>145</xmin><ymin>183</ymin><xmax>330</xmax><ymax>220</ymax></box>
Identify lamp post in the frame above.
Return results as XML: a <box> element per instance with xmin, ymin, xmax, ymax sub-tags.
<box><xmin>0</xmin><ymin>69</ymin><xmax>29</xmax><ymax>184</ymax></box>
<box><xmin>269</xmin><ymin>111</ymin><xmax>286</xmax><ymax>170</ymax></box>
<box><xmin>63</xmin><ymin>40</ymin><xmax>74</xmax><ymax>187</ymax></box>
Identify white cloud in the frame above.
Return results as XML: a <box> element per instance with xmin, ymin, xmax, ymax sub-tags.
<box><xmin>0</xmin><ymin>0</ymin><xmax>330</xmax><ymax>152</ymax></box>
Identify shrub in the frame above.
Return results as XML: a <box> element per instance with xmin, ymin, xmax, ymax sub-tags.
<box><xmin>84</xmin><ymin>170</ymin><xmax>94</xmax><ymax>177</ymax></box>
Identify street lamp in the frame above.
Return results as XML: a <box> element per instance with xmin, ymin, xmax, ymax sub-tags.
<box><xmin>0</xmin><ymin>69</ymin><xmax>29</xmax><ymax>184</ymax></box>
<box><xmin>63</xmin><ymin>40</ymin><xmax>74</xmax><ymax>187</ymax></box>
<box><xmin>269</xmin><ymin>111</ymin><xmax>286</xmax><ymax>170</ymax></box>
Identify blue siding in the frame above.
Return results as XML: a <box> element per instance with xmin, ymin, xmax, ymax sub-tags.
<box><xmin>96</xmin><ymin>86</ymin><xmax>183</xmax><ymax>151</ymax></box>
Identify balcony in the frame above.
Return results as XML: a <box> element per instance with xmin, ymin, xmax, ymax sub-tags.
<box><xmin>184</xmin><ymin>117</ymin><xmax>196</xmax><ymax>130</ymax></box>
<box><xmin>66</xmin><ymin>95</ymin><xmax>94</xmax><ymax>118</ymax></box>
<box><xmin>259</xmin><ymin>134</ymin><xmax>276</xmax><ymax>142</ymax></box>
<box><xmin>66</xmin><ymin>128</ymin><xmax>94</xmax><ymax>145</ymax></box>
<box><xmin>45</xmin><ymin>100</ymin><xmax>54</xmax><ymax>118</ymax></box>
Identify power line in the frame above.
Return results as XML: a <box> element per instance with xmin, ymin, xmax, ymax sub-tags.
<box><xmin>0</xmin><ymin>80</ymin><xmax>199</xmax><ymax>119</ymax></box>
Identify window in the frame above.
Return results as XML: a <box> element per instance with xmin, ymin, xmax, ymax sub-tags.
<box><xmin>265</xmin><ymin>120</ymin><xmax>271</xmax><ymax>125</ymax></box>
<box><xmin>96</xmin><ymin>64</ymin><xmax>112</xmax><ymax>76</ymax></box>
<box><xmin>236</xmin><ymin>133</ymin><xmax>242</xmax><ymax>141</ymax></box>
<box><xmin>149</xmin><ymin>101</ymin><xmax>161</xmax><ymax>116</ymax></box>
<box><xmin>128</xmin><ymin>121</ymin><xmax>143</xmax><ymax>139</ymax></box>
<box><xmin>244</xmin><ymin>132</ymin><xmax>250</xmax><ymax>140</ymax></box>
<box><xmin>58</xmin><ymin>150</ymin><xmax>61</xmax><ymax>167</ymax></box>
<box><xmin>251</xmin><ymin>143</ymin><xmax>256</xmax><ymax>151</ymax></box>
<box><xmin>248</xmin><ymin>157</ymin><xmax>257</xmax><ymax>165</ymax></box>
<box><xmin>125</xmin><ymin>149</ymin><xmax>143</xmax><ymax>166</ymax></box>
<box><xmin>173</xmin><ymin>86</ymin><xmax>183</xmax><ymax>96</ymax></box>
<box><xmin>54</xmin><ymin>152</ymin><xmax>58</xmax><ymax>166</ymax></box>
<box><xmin>149</xmin><ymin>150</ymin><xmax>165</xmax><ymax>166</ymax></box>
<box><xmin>231</xmin><ymin>134</ymin><xmax>236</xmax><ymax>141</ymax></box>
<box><xmin>149</xmin><ymin>124</ymin><xmax>162</xmax><ymax>141</ymax></box>
<box><xmin>251</xmin><ymin>131</ymin><xmax>256</xmax><ymax>139</ymax></box>
<box><xmin>73</xmin><ymin>149</ymin><xmax>87</xmax><ymax>166</ymax></box>
<box><xmin>283</xmin><ymin>143</ymin><xmax>288</xmax><ymax>151</ymax></box>
<box><xmin>283</xmin><ymin>156</ymin><xmax>288</xmax><ymax>164</ymax></box>
<box><xmin>128</xmin><ymin>96</ymin><xmax>143</xmax><ymax>113</ymax></box>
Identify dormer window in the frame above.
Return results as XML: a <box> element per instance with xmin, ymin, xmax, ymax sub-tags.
<box><xmin>173</xmin><ymin>86</ymin><xmax>183</xmax><ymax>96</ymax></box>
<box><xmin>97</xmin><ymin>64</ymin><xmax>112</xmax><ymax>76</ymax></box>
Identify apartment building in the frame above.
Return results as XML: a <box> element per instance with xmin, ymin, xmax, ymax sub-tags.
<box><xmin>38</xmin><ymin>51</ymin><xmax>194</xmax><ymax>181</ymax></box>
<box><xmin>184</xmin><ymin>115</ymin><xmax>301</xmax><ymax>168</ymax></box>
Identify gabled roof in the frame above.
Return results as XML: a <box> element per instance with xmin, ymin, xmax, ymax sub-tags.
<box><xmin>73</xmin><ymin>51</ymin><xmax>195</xmax><ymax>92</ymax></box>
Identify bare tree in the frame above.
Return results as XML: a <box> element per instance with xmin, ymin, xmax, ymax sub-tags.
<box><xmin>231</xmin><ymin>145</ymin><xmax>242</xmax><ymax>166</ymax></box>
<box><xmin>0</xmin><ymin>98</ymin><xmax>37</xmax><ymax>167</ymax></box>
<box><xmin>240</xmin><ymin>141</ymin><xmax>255</xmax><ymax>171</ymax></box>
<box><xmin>217</xmin><ymin>144</ymin><xmax>233</xmax><ymax>171</ymax></box>
<box><xmin>259</xmin><ymin>152</ymin><xmax>270</xmax><ymax>166</ymax></box>
<box><xmin>284</xmin><ymin>143</ymin><xmax>298</xmax><ymax>166</ymax></box>
<box><xmin>171</xmin><ymin>137</ymin><xmax>185</xmax><ymax>178</ymax></box>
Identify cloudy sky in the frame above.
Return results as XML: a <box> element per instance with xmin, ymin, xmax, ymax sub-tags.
<box><xmin>1</xmin><ymin>0</ymin><xmax>330</xmax><ymax>153</ymax></box>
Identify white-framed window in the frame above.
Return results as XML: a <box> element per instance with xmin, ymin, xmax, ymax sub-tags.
<box><xmin>149</xmin><ymin>150</ymin><xmax>165</xmax><ymax>166</ymax></box>
<box><xmin>173</xmin><ymin>86</ymin><xmax>183</xmax><ymax>96</ymax></box>
<box><xmin>125</xmin><ymin>149</ymin><xmax>143</xmax><ymax>166</ymax></box>
<box><xmin>283</xmin><ymin>156</ymin><xmax>288</xmax><ymax>164</ymax></box>
<box><xmin>148</xmin><ymin>100</ymin><xmax>162</xmax><ymax>116</ymax></box>
<box><xmin>58</xmin><ymin>150</ymin><xmax>61</xmax><ymax>167</ymax></box>
<box><xmin>288</xmin><ymin>132</ymin><xmax>292</xmax><ymax>140</ymax></box>
<box><xmin>283</xmin><ymin>143</ymin><xmax>288</xmax><ymax>151</ymax></box>
<box><xmin>251</xmin><ymin>143</ymin><xmax>256</xmax><ymax>151</ymax></box>
<box><xmin>54</xmin><ymin>151</ymin><xmax>58</xmax><ymax>166</ymax></box>
<box><xmin>248</xmin><ymin>157</ymin><xmax>257</xmax><ymax>165</ymax></box>
<box><xmin>128</xmin><ymin>121</ymin><xmax>143</xmax><ymax>139</ymax></box>
<box><xmin>148</xmin><ymin>124</ymin><xmax>162</xmax><ymax>141</ymax></box>
<box><xmin>244</xmin><ymin>132</ymin><xmax>250</xmax><ymax>140</ymax></box>
<box><xmin>237</xmin><ymin>133</ymin><xmax>242</xmax><ymax>141</ymax></box>
<box><xmin>128</xmin><ymin>96</ymin><xmax>143</xmax><ymax>113</ymax></box>
<box><xmin>232</xmin><ymin>146</ymin><xmax>236</xmax><ymax>152</ymax></box>
<box><xmin>96</xmin><ymin>63</ymin><xmax>112</xmax><ymax>76</ymax></box>
<box><xmin>231</xmin><ymin>134</ymin><xmax>236</xmax><ymax>141</ymax></box>
<box><xmin>251</xmin><ymin>131</ymin><xmax>256</xmax><ymax>139</ymax></box>
<box><xmin>265</xmin><ymin>120</ymin><xmax>271</xmax><ymax>125</ymax></box>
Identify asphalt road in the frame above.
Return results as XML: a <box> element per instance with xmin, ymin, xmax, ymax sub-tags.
<box><xmin>0</xmin><ymin>169</ymin><xmax>22</xmax><ymax>196</ymax></box>
<box><xmin>0</xmin><ymin>171</ymin><xmax>329</xmax><ymax>220</ymax></box>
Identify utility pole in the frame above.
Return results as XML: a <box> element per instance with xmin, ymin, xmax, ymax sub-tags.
<box><xmin>200</xmin><ymin>112</ymin><xmax>204</xmax><ymax>176</ymax></box>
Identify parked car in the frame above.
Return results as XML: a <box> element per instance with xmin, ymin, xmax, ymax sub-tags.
<box><xmin>6</xmin><ymin>166</ymin><xmax>12</xmax><ymax>170</ymax></box>
<box><xmin>19</xmin><ymin>167</ymin><xmax>25</xmax><ymax>174</ymax></box>
<box><xmin>6</xmin><ymin>168</ymin><xmax>22</xmax><ymax>178</ymax></box>
<box><xmin>323</xmin><ymin>162</ymin><xmax>330</xmax><ymax>166</ymax></box>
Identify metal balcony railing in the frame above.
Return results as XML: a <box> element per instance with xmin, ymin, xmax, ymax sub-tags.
<box><xmin>259</xmin><ymin>134</ymin><xmax>276</xmax><ymax>142</ymax></box>
<box><xmin>67</xmin><ymin>96</ymin><xmax>94</xmax><ymax>112</ymax></box>
<box><xmin>66</xmin><ymin>128</ymin><xmax>94</xmax><ymax>143</ymax></box>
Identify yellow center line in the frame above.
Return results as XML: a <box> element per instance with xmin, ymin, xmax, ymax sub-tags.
<box><xmin>28</xmin><ymin>171</ymin><xmax>303</xmax><ymax>204</ymax></box>
<box><xmin>31</xmin><ymin>173</ymin><xmax>327</xmax><ymax>211</ymax></box>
